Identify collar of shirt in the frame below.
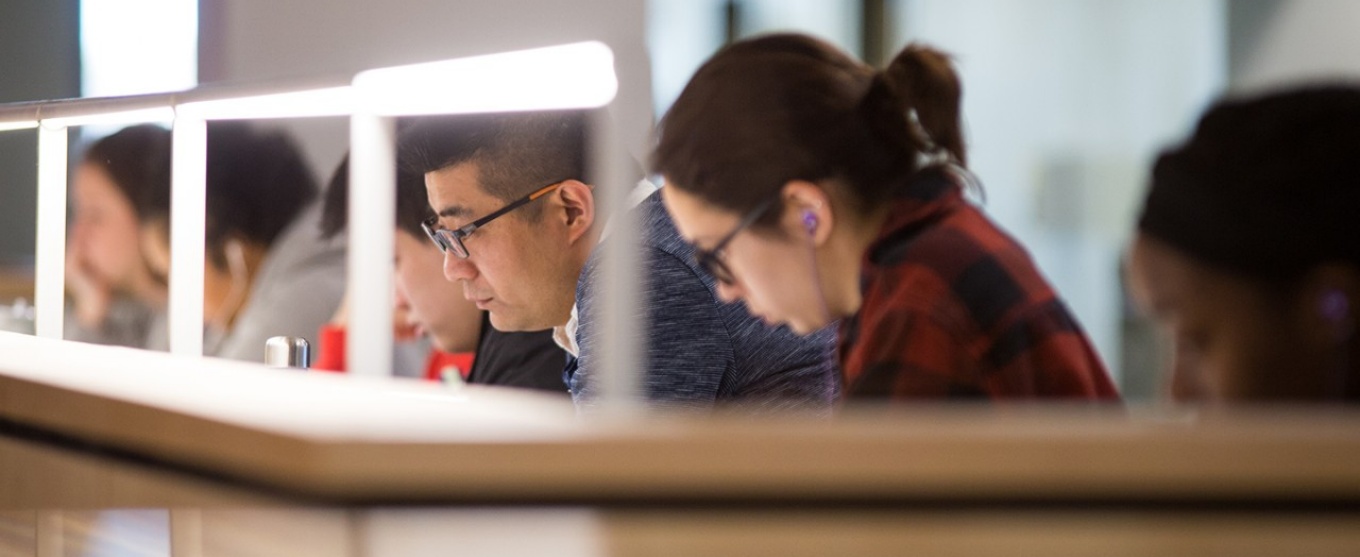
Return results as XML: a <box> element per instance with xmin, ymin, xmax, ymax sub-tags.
<box><xmin>864</xmin><ymin>169</ymin><xmax>963</xmax><ymax>268</ymax></box>
<box><xmin>552</xmin><ymin>179</ymin><xmax>659</xmax><ymax>357</ymax></box>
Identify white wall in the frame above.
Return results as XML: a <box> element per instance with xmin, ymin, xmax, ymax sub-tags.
<box><xmin>892</xmin><ymin>0</ymin><xmax>1227</xmax><ymax>388</ymax></box>
<box><xmin>1231</xmin><ymin>0</ymin><xmax>1360</xmax><ymax>91</ymax></box>
<box><xmin>647</xmin><ymin>0</ymin><xmax>861</xmax><ymax>117</ymax></box>
<box><xmin>199</xmin><ymin>0</ymin><xmax>653</xmax><ymax>179</ymax></box>
<box><xmin>647</xmin><ymin>0</ymin><xmax>727</xmax><ymax>115</ymax></box>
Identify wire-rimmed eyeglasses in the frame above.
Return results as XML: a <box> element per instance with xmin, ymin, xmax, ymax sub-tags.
<box><xmin>421</xmin><ymin>181</ymin><xmax>565</xmax><ymax>259</ymax></box>
<box><xmin>693</xmin><ymin>195</ymin><xmax>778</xmax><ymax>285</ymax></box>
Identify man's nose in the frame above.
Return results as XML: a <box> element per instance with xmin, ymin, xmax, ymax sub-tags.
<box><xmin>715</xmin><ymin>280</ymin><xmax>743</xmax><ymax>304</ymax></box>
<box><xmin>443</xmin><ymin>252</ymin><xmax>477</xmax><ymax>282</ymax></box>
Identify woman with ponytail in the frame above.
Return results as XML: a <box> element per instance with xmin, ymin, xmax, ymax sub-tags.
<box><xmin>654</xmin><ymin>33</ymin><xmax>1118</xmax><ymax>401</ymax></box>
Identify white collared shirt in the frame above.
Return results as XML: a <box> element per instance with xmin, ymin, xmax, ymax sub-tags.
<box><xmin>552</xmin><ymin>179</ymin><xmax>659</xmax><ymax>357</ymax></box>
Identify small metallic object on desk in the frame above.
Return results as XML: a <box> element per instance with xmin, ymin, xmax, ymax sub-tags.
<box><xmin>0</xmin><ymin>298</ymin><xmax>35</xmax><ymax>335</ymax></box>
<box><xmin>265</xmin><ymin>336</ymin><xmax>311</xmax><ymax>369</ymax></box>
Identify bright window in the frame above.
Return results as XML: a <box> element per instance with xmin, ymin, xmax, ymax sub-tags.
<box><xmin>80</xmin><ymin>0</ymin><xmax>197</xmax><ymax>134</ymax></box>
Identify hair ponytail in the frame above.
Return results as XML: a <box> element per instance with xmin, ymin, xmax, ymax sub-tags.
<box><xmin>654</xmin><ymin>34</ymin><xmax>972</xmax><ymax>222</ymax></box>
<box><xmin>880</xmin><ymin>44</ymin><xmax>966</xmax><ymax>166</ymax></box>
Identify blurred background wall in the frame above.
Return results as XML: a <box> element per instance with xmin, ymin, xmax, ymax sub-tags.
<box><xmin>196</xmin><ymin>0</ymin><xmax>653</xmax><ymax>186</ymax></box>
<box><xmin>0</xmin><ymin>0</ymin><xmax>79</xmax><ymax>276</ymax></box>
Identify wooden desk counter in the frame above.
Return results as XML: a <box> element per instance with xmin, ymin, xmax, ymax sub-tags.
<box><xmin>2</xmin><ymin>331</ymin><xmax>1359</xmax><ymax>507</ymax></box>
<box><xmin>4</xmin><ymin>332</ymin><xmax>1360</xmax><ymax>556</ymax></box>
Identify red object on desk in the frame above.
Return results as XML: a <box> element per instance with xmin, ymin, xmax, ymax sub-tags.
<box><xmin>313</xmin><ymin>324</ymin><xmax>473</xmax><ymax>381</ymax></box>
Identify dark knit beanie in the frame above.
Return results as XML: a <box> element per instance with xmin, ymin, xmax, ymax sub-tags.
<box><xmin>1139</xmin><ymin>85</ymin><xmax>1360</xmax><ymax>278</ymax></box>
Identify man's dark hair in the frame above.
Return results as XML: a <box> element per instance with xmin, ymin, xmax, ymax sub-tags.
<box><xmin>319</xmin><ymin>154</ymin><xmax>436</xmax><ymax>240</ymax></box>
<box><xmin>400</xmin><ymin>110</ymin><xmax>588</xmax><ymax>220</ymax></box>
<box><xmin>141</xmin><ymin>121</ymin><xmax>318</xmax><ymax>268</ymax></box>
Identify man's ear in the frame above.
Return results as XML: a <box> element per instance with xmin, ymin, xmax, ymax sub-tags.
<box><xmin>556</xmin><ymin>180</ymin><xmax>596</xmax><ymax>244</ymax></box>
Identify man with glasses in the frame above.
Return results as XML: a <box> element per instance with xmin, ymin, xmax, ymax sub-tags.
<box><xmin>318</xmin><ymin>155</ymin><xmax>567</xmax><ymax>391</ymax></box>
<box><xmin>404</xmin><ymin>111</ymin><xmax>838</xmax><ymax>411</ymax></box>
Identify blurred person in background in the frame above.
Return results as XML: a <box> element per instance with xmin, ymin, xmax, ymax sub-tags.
<box><xmin>317</xmin><ymin>155</ymin><xmax>567</xmax><ymax>391</ymax></box>
<box><xmin>654</xmin><ymin>34</ymin><xmax>1118</xmax><ymax>401</ymax></box>
<box><xmin>66</xmin><ymin>125</ymin><xmax>172</xmax><ymax>348</ymax></box>
<box><xmin>138</xmin><ymin>122</ymin><xmax>346</xmax><ymax>362</ymax></box>
<box><xmin>1128</xmin><ymin>86</ymin><xmax>1360</xmax><ymax>403</ymax></box>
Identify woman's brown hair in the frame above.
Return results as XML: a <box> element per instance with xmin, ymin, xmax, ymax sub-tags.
<box><xmin>652</xmin><ymin>33</ymin><xmax>966</xmax><ymax>222</ymax></box>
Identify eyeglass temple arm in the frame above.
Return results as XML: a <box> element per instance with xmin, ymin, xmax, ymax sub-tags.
<box><xmin>460</xmin><ymin>182</ymin><xmax>564</xmax><ymax>234</ymax></box>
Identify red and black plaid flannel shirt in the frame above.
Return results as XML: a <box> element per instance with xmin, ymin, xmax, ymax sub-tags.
<box><xmin>839</xmin><ymin>170</ymin><xmax>1120</xmax><ymax>401</ymax></box>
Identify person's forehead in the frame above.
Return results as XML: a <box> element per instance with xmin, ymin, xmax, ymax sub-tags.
<box><xmin>74</xmin><ymin>165</ymin><xmax>116</xmax><ymax>194</ymax></box>
<box><xmin>429</xmin><ymin>162</ymin><xmax>487</xmax><ymax>190</ymax></box>
<box><xmin>427</xmin><ymin>163</ymin><xmax>495</xmax><ymax>217</ymax></box>
<box><xmin>1137</xmin><ymin>237</ymin><xmax>1274</xmax><ymax>319</ymax></box>
<box><xmin>661</xmin><ymin>186</ymin><xmax>740</xmax><ymax>242</ymax></box>
<box><xmin>1129</xmin><ymin>236</ymin><xmax>1196</xmax><ymax>314</ymax></box>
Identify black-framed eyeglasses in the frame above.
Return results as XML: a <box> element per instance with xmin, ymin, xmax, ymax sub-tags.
<box><xmin>693</xmin><ymin>195</ymin><xmax>778</xmax><ymax>285</ymax></box>
<box><xmin>422</xmin><ymin>181</ymin><xmax>564</xmax><ymax>259</ymax></box>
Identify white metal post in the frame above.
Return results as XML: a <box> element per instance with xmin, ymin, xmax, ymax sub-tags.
<box><xmin>347</xmin><ymin>113</ymin><xmax>396</xmax><ymax>377</ymax></box>
<box><xmin>34</xmin><ymin>124</ymin><xmax>68</xmax><ymax>340</ymax></box>
<box><xmin>591</xmin><ymin>109</ymin><xmax>643</xmax><ymax>414</ymax></box>
<box><xmin>35</xmin><ymin>510</ymin><xmax>63</xmax><ymax>557</ymax></box>
<box><xmin>169</xmin><ymin>116</ymin><xmax>208</xmax><ymax>356</ymax></box>
<box><xmin>170</xmin><ymin>509</ymin><xmax>204</xmax><ymax>557</ymax></box>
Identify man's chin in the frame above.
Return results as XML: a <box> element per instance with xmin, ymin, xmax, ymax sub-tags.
<box><xmin>427</xmin><ymin>335</ymin><xmax>470</xmax><ymax>355</ymax></box>
<box><xmin>487</xmin><ymin>311</ymin><xmax>534</xmax><ymax>333</ymax></box>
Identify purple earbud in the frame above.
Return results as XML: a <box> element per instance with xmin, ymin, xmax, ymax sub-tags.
<box><xmin>1321</xmin><ymin>289</ymin><xmax>1350</xmax><ymax>323</ymax></box>
<box><xmin>802</xmin><ymin>210</ymin><xmax>818</xmax><ymax>234</ymax></box>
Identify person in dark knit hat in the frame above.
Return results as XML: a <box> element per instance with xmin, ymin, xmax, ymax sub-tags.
<box><xmin>1128</xmin><ymin>85</ymin><xmax>1360</xmax><ymax>403</ymax></box>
